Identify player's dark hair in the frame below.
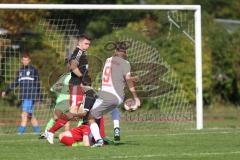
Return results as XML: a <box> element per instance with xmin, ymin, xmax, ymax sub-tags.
<box><xmin>78</xmin><ymin>33</ymin><xmax>91</xmax><ymax>41</ymax></box>
<box><xmin>21</xmin><ymin>53</ymin><xmax>31</xmax><ymax>59</ymax></box>
<box><xmin>116</xmin><ymin>41</ymin><xmax>128</xmax><ymax>53</ymax></box>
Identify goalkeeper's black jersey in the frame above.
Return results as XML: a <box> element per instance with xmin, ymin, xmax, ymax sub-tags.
<box><xmin>69</xmin><ymin>47</ymin><xmax>91</xmax><ymax>86</ymax></box>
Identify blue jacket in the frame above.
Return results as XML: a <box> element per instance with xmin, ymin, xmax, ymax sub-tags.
<box><xmin>5</xmin><ymin>65</ymin><xmax>41</xmax><ymax>100</ymax></box>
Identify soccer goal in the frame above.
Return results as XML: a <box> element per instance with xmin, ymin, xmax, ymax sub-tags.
<box><xmin>0</xmin><ymin>4</ymin><xmax>202</xmax><ymax>134</ymax></box>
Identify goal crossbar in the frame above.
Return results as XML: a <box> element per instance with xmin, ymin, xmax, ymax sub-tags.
<box><xmin>0</xmin><ymin>4</ymin><xmax>200</xmax><ymax>10</ymax></box>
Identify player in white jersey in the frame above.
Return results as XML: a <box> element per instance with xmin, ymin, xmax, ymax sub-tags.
<box><xmin>87</xmin><ymin>41</ymin><xmax>140</xmax><ymax>147</ymax></box>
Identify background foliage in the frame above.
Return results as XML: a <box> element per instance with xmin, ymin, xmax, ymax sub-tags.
<box><xmin>0</xmin><ymin>0</ymin><xmax>240</xmax><ymax>108</ymax></box>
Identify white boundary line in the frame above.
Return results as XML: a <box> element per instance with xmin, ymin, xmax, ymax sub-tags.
<box><xmin>126</xmin><ymin>130</ymin><xmax>240</xmax><ymax>137</ymax></box>
<box><xmin>1</xmin><ymin>129</ymin><xmax>240</xmax><ymax>142</ymax></box>
<box><xmin>1</xmin><ymin>128</ymin><xmax>240</xmax><ymax>137</ymax></box>
<box><xmin>46</xmin><ymin>151</ymin><xmax>240</xmax><ymax>160</ymax></box>
<box><xmin>82</xmin><ymin>151</ymin><xmax>240</xmax><ymax>159</ymax></box>
<box><xmin>1</xmin><ymin>130</ymin><xmax>240</xmax><ymax>159</ymax></box>
<box><xmin>1</xmin><ymin>139</ymin><xmax>40</xmax><ymax>143</ymax></box>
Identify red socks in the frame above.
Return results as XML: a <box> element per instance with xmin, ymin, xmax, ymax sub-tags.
<box><xmin>49</xmin><ymin>114</ymin><xmax>68</xmax><ymax>133</ymax></box>
<box><xmin>99</xmin><ymin>117</ymin><xmax>105</xmax><ymax>138</ymax></box>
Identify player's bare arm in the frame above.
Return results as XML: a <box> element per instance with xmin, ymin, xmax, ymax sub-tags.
<box><xmin>64</xmin><ymin>112</ymin><xmax>86</xmax><ymax>120</ymax></box>
<box><xmin>74</xmin><ymin>108</ymin><xmax>88</xmax><ymax>119</ymax></box>
<box><xmin>127</xmin><ymin>76</ymin><xmax>139</xmax><ymax>82</ymax></box>
<box><xmin>69</xmin><ymin>59</ymin><xmax>82</xmax><ymax>77</ymax></box>
<box><xmin>82</xmin><ymin>135</ymin><xmax>90</xmax><ymax>146</ymax></box>
<box><xmin>125</xmin><ymin>73</ymin><xmax>141</xmax><ymax>106</ymax></box>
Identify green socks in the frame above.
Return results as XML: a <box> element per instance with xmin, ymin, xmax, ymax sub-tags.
<box><xmin>45</xmin><ymin>118</ymin><xmax>55</xmax><ymax>131</ymax></box>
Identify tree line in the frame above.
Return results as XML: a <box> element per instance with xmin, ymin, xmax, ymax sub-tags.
<box><xmin>0</xmin><ymin>0</ymin><xmax>240</xmax><ymax>107</ymax></box>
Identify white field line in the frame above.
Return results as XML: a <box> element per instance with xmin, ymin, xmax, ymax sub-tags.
<box><xmin>1</xmin><ymin>129</ymin><xmax>240</xmax><ymax>143</ymax></box>
<box><xmin>126</xmin><ymin>129</ymin><xmax>240</xmax><ymax>137</ymax></box>
<box><xmin>84</xmin><ymin>151</ymin><xmax>240</xmax><ymax>159</ymax></box>
<box><xmin>47</xmin><ymin>151</ymin><xmax>240</xmax><ymax>160</ymax></box>
<box><xmin>0</xmin><ymin>132</ymin><xmax>37</xmax><ymax>136</ymax></box>
<box><xmin>1</xmin><ymin>138</ymin><xmax>43</xmax><ymax>143</ymax></box>
<box><xmin>1</xmin><ymin>130</ymin><xmax>240</xmax><ymax>160</ymax></box>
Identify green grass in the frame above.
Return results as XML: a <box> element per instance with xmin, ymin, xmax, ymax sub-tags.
<box><xmin>1</xmin><ymin>102</ymin><xmax>240</xmax><ymax>160</ymax></box>
<box><xmin>1</xmin><ymin>123</ymin><xmax>240</xmax><ymax>160</ymax></box>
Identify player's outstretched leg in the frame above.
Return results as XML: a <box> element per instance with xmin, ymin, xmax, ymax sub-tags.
<box><xmin>46</xmin><ymin>131</ymin><xmax>54</xmax><ymax>144</ymax></box>
<box><xmin>39</xmin><ymin>118</ymin><xmax>55</xmax><ymax>139</ymax></box>
<box><xmin>46</xmin><ymin>114</ymin><xmax>70</xmax><ymax>144</ymax></box>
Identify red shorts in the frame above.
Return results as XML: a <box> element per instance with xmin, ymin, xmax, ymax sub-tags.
<box><xmin>69</xmin><ymin>85</ymin><xmax>84</xmax><ymax>112</ymax></box>
<box><xmin>70</xmin><ymin>125</ymin><xmax>91</xmax><ymax>141</ymax></box>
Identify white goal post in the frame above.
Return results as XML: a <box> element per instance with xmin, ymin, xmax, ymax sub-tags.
<box><xmin>0</xmin><ymin>4</ymin><xmax>203</xmax><ymax>130</ymax></box>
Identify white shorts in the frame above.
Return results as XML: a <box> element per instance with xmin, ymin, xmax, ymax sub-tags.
<box><xmin>90</xmin><ymin>91</ymin><xmax>121</xmax><ymax>119</ymax></box>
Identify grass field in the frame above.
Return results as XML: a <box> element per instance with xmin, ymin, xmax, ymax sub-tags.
<box><xmin>1</xmin><ymin>121</ymin><xmax>240</xmax><ymax>160</ymax></box>
<box><xmin>1</xmin><ymin>102</ymin><xmax>240</xmax><ymax>160</ymax></box>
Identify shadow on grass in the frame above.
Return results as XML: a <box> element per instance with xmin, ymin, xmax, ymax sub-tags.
<box><xmin>113</xmin><ymin>140</ymin><xmax>139</xmax><ymax>146</ymax></box>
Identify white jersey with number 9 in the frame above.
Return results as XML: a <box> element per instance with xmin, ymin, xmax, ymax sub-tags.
<box><xmin>101</xmin><ymin>56</ymin><xmax>131</xmax><ymax>104</ymax></box>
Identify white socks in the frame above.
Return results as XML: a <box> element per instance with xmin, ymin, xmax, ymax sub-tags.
<box><xmin>90</xmin><ymin>122</ymin><xmax>102</xmax><ymax>141</ymax></box>
<box><xmin>111</xmin><ymin>108</ymin><xmax>120</xmax><ymax>129</ymax></box>
<box><xmin>113</xmin><ymin>120</ymin><xmax>120</xmax><ymax>129</ymax></box>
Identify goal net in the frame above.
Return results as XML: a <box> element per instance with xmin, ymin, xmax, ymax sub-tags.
<box><xmin>0</xmin><ymin>4</ymin><xmax>202</xmax><ymax>134</ymax></box>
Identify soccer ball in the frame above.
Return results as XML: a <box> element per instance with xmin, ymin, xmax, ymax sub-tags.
<box><xmin>124</xmin><ymin>98</ymin><xmax>138</xmax><ymax>111</ymax></box>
